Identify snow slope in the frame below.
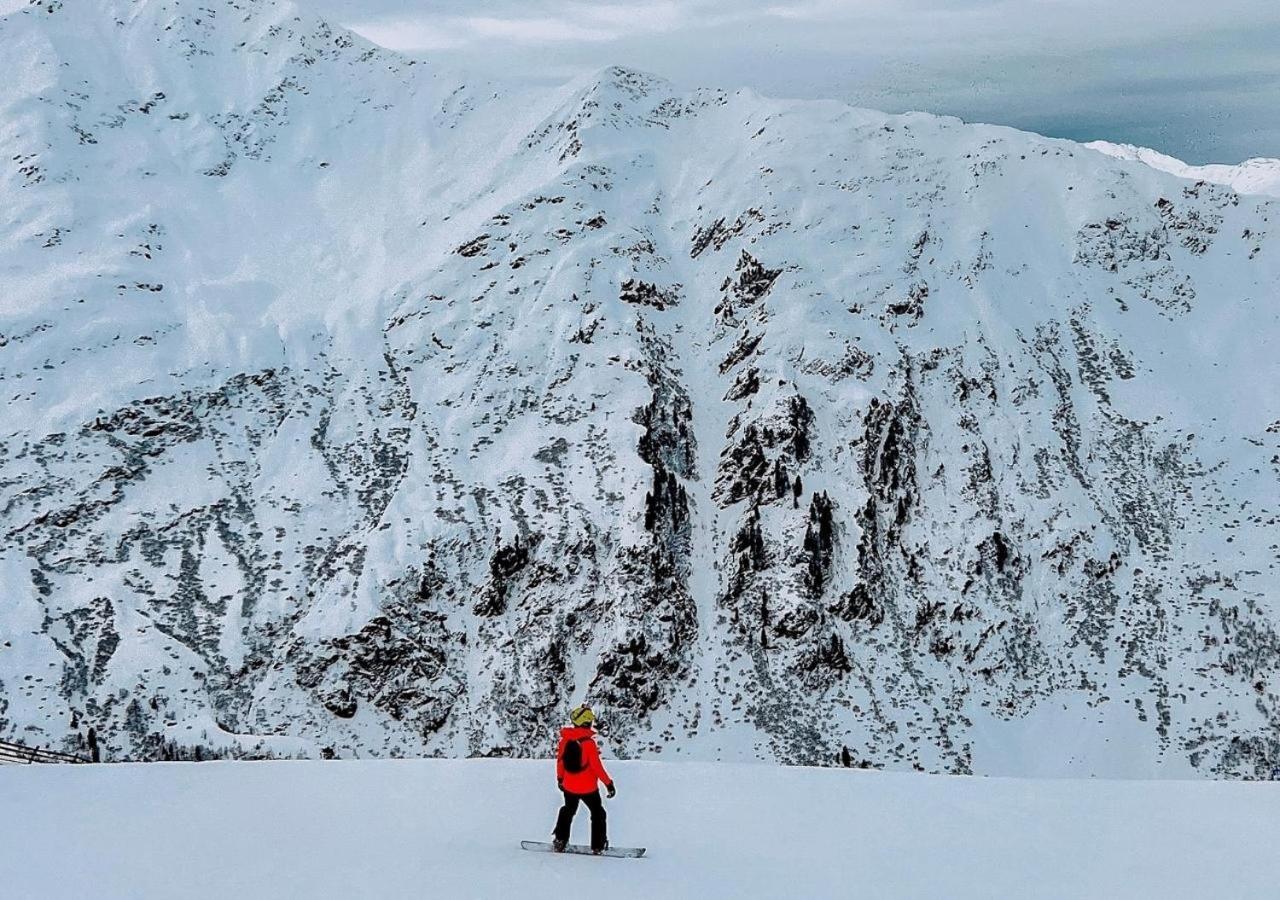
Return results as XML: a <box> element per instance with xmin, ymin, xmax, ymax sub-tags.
<box><xmin>1087</xmin><ymin>141</ymin><xmax>1280</xmax><ymax>199</ymax></box>
<box><xmin>2</xmin><ymin>0</ymin><xmax>1280</xmax><ymax>777</ymax></box>
<box><xmin>3</xmin><ymin>758</ymin><xmax>1279</xmax><ymax>899</ymax></box>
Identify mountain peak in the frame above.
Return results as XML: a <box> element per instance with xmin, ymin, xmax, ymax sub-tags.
<box><xmin>564</xmin><ymin>63</ymin><xmax>679</xmax><ymax>122</ymax></box>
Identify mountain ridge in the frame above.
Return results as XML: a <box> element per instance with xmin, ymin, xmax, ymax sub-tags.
<box><xmin>1087</xmin><ymin>139</ymin><xmax>1280</xmax><ymax>199</ymax></box>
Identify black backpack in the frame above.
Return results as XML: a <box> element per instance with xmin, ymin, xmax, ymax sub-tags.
<box><xmin>562</xmin><ymin>737</ymin><xmax>587</xmax><ymax>774</ymax></box>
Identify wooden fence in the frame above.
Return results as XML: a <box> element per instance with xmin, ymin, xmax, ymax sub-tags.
<box><xmin>0</xmin><ymin>738</ymin><xmax>89</xmax><ymax>765</ymax></box>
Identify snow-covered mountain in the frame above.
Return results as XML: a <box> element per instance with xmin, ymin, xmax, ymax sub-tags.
<box><xmin>2</xmin><ymin>0</ymin><xmax>1278</xmax><ymax>777</ymax></box>
<box><xmin>1087</xmin><ymin>140</ymin><xmax>1280</xmax><ymax>199</ymax></box>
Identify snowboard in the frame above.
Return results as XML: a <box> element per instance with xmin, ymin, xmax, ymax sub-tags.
<box><xmin>520</xmin><ymin>840</ymin><xmax>646</xmax><ymax>859</ymax></box>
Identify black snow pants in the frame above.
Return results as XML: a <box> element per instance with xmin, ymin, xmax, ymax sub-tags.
<box><xmin>553</xmin><ymin>789</ymin><xmax>607</xmax><ymax>850</ymax></box>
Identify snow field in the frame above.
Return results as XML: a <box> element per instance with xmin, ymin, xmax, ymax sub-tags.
<box><xmin>3</xmin><ymin>758</ymin><xmax>1279</xmax><ymax>899</ymax></box>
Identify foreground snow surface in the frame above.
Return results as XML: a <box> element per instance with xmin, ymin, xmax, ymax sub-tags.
<box><xmin>5</xmin><ymin>0</ymin><xmax>1280</xmax><ymax>777</ymax></box>
<box><xmin>3</xmin><ymin>759</ymin><xmax>1278</xmax><ymax>899</ymax></box>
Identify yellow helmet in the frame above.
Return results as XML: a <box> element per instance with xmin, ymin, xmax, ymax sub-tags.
<box><xmin>570</xmin><ymin>704</ymin><xmax>595</xmax><ymax>726</ymax></box>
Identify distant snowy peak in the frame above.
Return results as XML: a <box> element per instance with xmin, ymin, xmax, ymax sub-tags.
<box><xmin>1087</xmin><ymin>140</ymin><xmax>1280</xmax><ymax>198</ymax></box>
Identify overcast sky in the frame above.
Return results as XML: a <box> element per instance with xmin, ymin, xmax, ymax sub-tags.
<box><xmin>302</xmin><ymin>0</ymin><xmax>1279</xmax><ymax>164</ymax></box>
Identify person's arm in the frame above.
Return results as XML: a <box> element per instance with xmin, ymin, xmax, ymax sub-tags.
<box><xmin>590</xmin><ymin>739</ymin><xmax>613</xmax><ymax>788</ymax></box>
<box><xmin>555</xmin><ymin>736</ymin><xmax>566</xmax><ymax>787</ymax></box>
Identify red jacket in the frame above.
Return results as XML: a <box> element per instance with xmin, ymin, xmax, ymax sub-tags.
<box><xmin>556</xmin><ymin>726</ymin><xmax>613</xmax><ymax>795</ymax></box>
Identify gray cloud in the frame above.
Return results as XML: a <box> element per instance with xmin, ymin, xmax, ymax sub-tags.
<box><xmin>300</xmin><ymin>0</ymin><xmax>1280</xmax><ymax>163</ymax></box>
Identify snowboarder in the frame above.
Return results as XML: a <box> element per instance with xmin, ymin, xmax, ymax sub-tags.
<box><xmin>552</xmin><ymin>704</ymin><xmax>615</xmax><ymax>854</ymax></box>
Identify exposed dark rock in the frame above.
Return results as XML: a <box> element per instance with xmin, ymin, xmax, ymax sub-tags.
<box><xmin>801</xmin><ymin>492</ymin><xmax>835</xmax><ymax>596</ymax></box>
<box><xmin>295</xmin><ymin>609</ymin><xmax>462</xmax><ymax>736</ymax></box>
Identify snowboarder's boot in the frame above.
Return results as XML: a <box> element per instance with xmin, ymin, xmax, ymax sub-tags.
<box><xmin>592</xmin><ymin>842</ymin><xmax>608</xmax><ymax>856</ymax></box>
<box><xmin>552</xmin><ymin>837</ymin><xmax>567</xmax><ymax>853</ymax></box>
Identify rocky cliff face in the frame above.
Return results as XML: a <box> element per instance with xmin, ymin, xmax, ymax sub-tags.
<box><xmin>2</xmin><ymin>0</ymin><xmax>1279</xmax><ymax>777</ymax></box>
